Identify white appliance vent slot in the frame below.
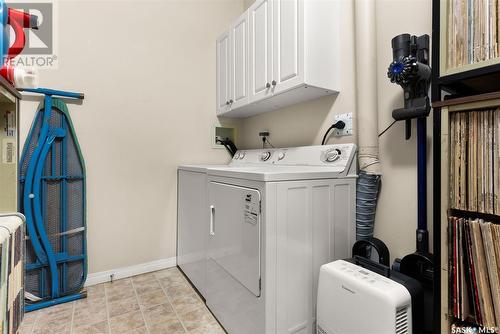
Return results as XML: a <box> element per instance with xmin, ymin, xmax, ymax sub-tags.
<box><xmin>395</xmin><ymin>307</ymin><xmax>409</xmax><ymax>334</ymax></box>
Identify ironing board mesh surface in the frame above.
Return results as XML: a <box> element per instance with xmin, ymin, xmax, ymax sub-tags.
<box><xmin>66</xmin><ymin>132</ymin><xmax>83</xmax><ymax>175</ymax></box>
<box><xmin>25</xmin><ymin>271</ymin><xmax>40</xmax><ymax>296</ymax></box>
<box><xmin>46</xmin><ymin>181</ymin><xmax>61</xmax><ymax>253</ymax></box>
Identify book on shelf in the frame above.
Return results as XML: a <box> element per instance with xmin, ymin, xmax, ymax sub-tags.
<box><xmin>495</xmin><ymin>111</ymin><xmax>500</xmax><ymax>214</ymax></box>
<box><xmin>448</xmin><ymin>216</ymin><xmax>500</xmax><ymax>327</ymax></box>
<box><xmin>447</xmin><ymin>0</ymin><xmax>500</xmax><ymax>71</ymax></box>
<box><xmin>480</xmin><ymin>222</ymin><xmax>500</xmax><ymax>325</ymax></box>
<box><xmin>449</xmin><ymin>109</ymin><xmax>499</xmax><ymax>215</ymax></box>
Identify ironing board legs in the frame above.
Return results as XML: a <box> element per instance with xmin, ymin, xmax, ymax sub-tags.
<box><xmin>25</xmin><ymin>292</ymin><xmax>87</xmax><ymax>312</ymax></box>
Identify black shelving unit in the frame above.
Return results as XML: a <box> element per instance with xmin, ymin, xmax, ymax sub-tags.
<box><xmin>432</xmin><ymin>1</ymin><xmax>500</xmax><ymax>333</ymax></box>
<box><xmin>430</xmin><ymin>2</ymin><xmax>441</xmax><ymax>334</ymax></box>
<box><xmin>449</xmin><ymin>209</ymin><xmax>500</xmax><ymax>224</ymax></box>
<box><xmin>439</xmin><ymin>63</ymin><xmax>500</xmax><ymax>95</ymax></box>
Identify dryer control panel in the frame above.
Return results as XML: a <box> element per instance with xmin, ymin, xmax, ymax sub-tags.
<box><xmin>230</xmin><ymin>144</ymin><xmax>356</xmax><ymax>169</ymax></box>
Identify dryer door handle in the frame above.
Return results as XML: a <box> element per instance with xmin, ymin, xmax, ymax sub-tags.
<box><xmin>209</xmin><ymin>205</ymin><xmax>215</xmax><ymax>236</ymax></box>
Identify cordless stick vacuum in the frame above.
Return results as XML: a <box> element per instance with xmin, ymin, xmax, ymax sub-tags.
<box><xmin>387</xmin><ymin>34</ymin><xmax>433</xmax><ymax>333</ymax></box>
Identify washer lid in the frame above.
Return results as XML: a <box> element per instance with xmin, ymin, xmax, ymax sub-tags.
<box><xmin>178</xmin><ymin>164</ymin><xmax>228</xmax><ymax>173</ymax></box>
<box><xmin>206</xmin><ymin>165</ymin><xmax>355</xmax><ymax>182</ymax></box>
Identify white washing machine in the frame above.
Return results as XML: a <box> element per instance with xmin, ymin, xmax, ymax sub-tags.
<box><xmin>177</xmin><ymin>144</ymin><xmax>357</xmax><ymax>334</ymax></box>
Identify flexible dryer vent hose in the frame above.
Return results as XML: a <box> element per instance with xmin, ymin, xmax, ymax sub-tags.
<box><xmin>354</xmin><ymin>0</ymin><xmax>381</xmax><ymax>245</ymax></box>
<box><xmin>356</xmin><ymin>171</ymin><xmax>381</xmax><ymax>242</ymax></box>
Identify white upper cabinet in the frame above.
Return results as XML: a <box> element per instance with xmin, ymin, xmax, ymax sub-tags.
<box><xmin>272</xmin><ymin>0</ymin><xmax>303</xmax><ymax>94</ymax></box>
<box><xmin>230</xmin><ymin>11</ymin><xmax>250</xmax><ymax>110</ymax></box>
<box><xmin>249</xmin><ymin>0</ymin><xmax>273</xmax><ymax>103</ymax></box>
<box><xmin>217</xmin><ymin>0</ymin><xmax>340</xmax><ymax>118</ymax></box>
<box><xmin>216</xmin><ymin>31</ymin><xmax>231</xmax><ymax>115</ymax></box>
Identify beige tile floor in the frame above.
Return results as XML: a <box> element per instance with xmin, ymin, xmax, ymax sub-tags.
<box><xmin>18</xmin><ymin>267</ymin><xmax>226</xmax><ymax>334</ymax></box>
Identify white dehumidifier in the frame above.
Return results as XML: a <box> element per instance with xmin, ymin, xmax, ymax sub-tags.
<box><xmin>317</xmin><ymin>258</ymin><xmax>423</xmax><ymax>334</ymax></box>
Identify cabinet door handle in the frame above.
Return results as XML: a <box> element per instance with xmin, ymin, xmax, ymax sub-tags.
<box><xmin>272</xmin><ymin>80</ymin><xmax>276</xmax><ymax>86</ymax></box>
<box><xmin>229</xmin><ymin>99</ymin><xmax>233</xmax><ymax>104</ymax></box>
<box><xmin>266</xmin><ymin>82</ymin><xmax>271</xmax><ymax>88</ymax></box>
<box><xmin>209</xmin><ymin>205</ymin><xmax>215</xmax><ymax>236</ymax></box>
<box><xmin>225</xmin><ymin>101</ymin><xmax>230</xmax><ymax>105</ymax></box>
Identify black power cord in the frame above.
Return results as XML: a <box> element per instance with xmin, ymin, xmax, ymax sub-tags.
<box><xmin>378</xmin><ymin>120</ymin><xmax>397</xmax><ymax>137</ymax></box>
<box><xmin>265</xmin><ymin>138</ymin><xmax>275</xmax><ymax>148</ymax></box>
<box><xmin>321</xmin><ymin>120</ymin><xmax>346</xmax><ymax>145</ymax></box>
<box><xmin>259</xmin><ymin>131</ymin><xmax>275</xmax><ymax>148</ymax></box>
<box><xmin>216</xmin><ymin>137</ymin><xmax>238</xmax><ymax>157</ymax></box>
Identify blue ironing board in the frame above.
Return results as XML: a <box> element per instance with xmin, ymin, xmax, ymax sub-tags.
<box><xmin>19</xmin><ymin>88</ymin><xmax>87</xmax><ymax>311</ymax></box>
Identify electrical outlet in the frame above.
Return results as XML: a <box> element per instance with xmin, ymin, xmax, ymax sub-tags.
<box><xmin>333</xmin><ymin>113</ymin><xmax>353</xmax><ymax>136</ymax></box>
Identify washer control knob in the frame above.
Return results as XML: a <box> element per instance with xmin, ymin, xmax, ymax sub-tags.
<box><xmin>239</xmin><ymin>152</ymin><xmax>245</xmax><ymax>159</ymax></box>
<box><xmin>278</xmin><ymin>152</ymin><xmax>286</xmax><ymax>160</ymax></box>
<box><xmin>260</xmin><ymin>151</ymin><xmax>272</xmax><ymax>161</ymax></box>
<box><xmin>325</xmin><ymin>149</ymin><xmax>341</xmax><ymax>163</ymax></box>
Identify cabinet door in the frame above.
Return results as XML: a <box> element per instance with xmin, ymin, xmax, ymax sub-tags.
<box><xmin>249</xmin><ymin>0</ymin><xmax>273</xmax><ymax>103</ymax></box>
<box><xmin>230</xmin><ymin>12</ymin><xmax>249</xmax><ymax>110</ymax></box>
<box><xmin>216</xmin><ymin>31</ymin><xmax>232</xmax><ymax>115</ymax></box>
<box><xmin>272</xmin><ymin>0</ymin><xmax>303</xmax><ymax>94</ymax></box>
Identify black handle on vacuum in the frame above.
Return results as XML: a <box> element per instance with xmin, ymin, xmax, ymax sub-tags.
<box><xmin>354</xmin><ymin>256</ymin><xmax>391</xmax><ymax>278</ymax></box>
<box><xmin>352</xmin><ymin>238</ymin><xmax>390</xmax><ymax>266</ymax></box>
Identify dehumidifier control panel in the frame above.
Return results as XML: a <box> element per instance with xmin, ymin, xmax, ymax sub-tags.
<box><xmin>330</xmin><ymin>260</ymin><xmax>402</xmax><ymax>292</ymax></box>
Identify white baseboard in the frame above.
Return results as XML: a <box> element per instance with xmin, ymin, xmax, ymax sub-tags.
<box><xmin>85</xmin><ymin>257</ymin><xmax>177</xmax><ymax>287</ymax></box>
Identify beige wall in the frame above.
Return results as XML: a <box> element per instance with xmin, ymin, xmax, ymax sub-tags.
<box><xmin>374</xmin><ymin>0</ymin><xmax>433</xmax><ymax>260</ymax></box>
<box><xmin>239</xmin><ymin>0</ymin><xmax>433</xmax><ymax>262</ymax></box>
<box><xmin>19</xmin><ymin>0</ymin><xmax>243</xmax><ymax>274</ymax></box>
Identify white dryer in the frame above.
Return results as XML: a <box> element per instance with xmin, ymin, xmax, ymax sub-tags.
<box><xmin>177</xmin><ymin>144</ymin><xmax>357</xmax><ymax>334</ymax></box>
<box><xmin>177</xmin><ymin>164</ymin><xmax>227</xmax><ymax>297</ymax></box>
